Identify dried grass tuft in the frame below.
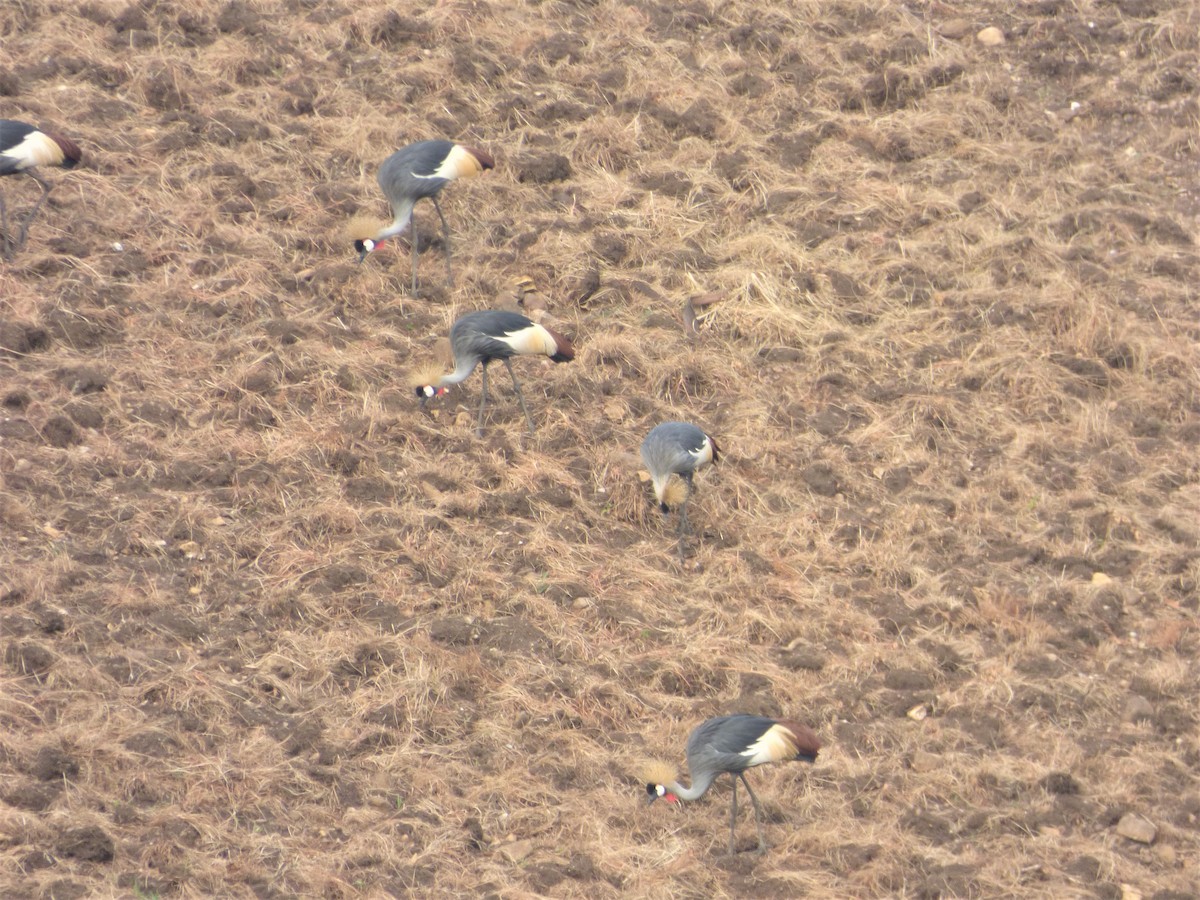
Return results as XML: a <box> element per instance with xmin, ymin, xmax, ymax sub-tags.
<box><xmin>2</xmin><ymin>0</ymin><xmax>1198</xmax><ymax>897</ymax></box>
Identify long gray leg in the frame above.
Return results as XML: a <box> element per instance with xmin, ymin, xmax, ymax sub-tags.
<box><xmin>14</xmin><ymin>173</ymin><xmax>53</xmax><ymax>253</ymax></box>
<box><xmin>0</xmin><ymin>193</ymin><xmax>11</xmax><ymax>260</ymax></box>
<box><xmin>740</xmin><ymin>774</ymin><xmax>767</xmax><ymax>855</ymax></box>
<box><xmin>410</xmin><ymin>214</ymin><xmax>420</xmax><ymax>298</ymax></box>
<box><xmin>476</xmin><ymin>363</ymin><xmax>489</xmax><ymax>436</ymax></box>
<box><xmin>677</xmin><ymin>474</ymin><xmax>696</xmax><ymax>560</ymax></box>
<box><xmin>677</xmin><ymin>497</ymin><xmax>690</xmax><ymax>561</ymax></box>
<box><xmin>503</xmin><ymin>357</ymin><xmax>535</xmax><ymax>434</ymax></box>
<box><xmin>432</xmin><ymin>197</ymin><xmax>452</xmax><ymax>286</ymax></box>
<box><xmin>728</xmin><ymin>774</ymin><xmax>739</xmax><ymax>855</ymax></box>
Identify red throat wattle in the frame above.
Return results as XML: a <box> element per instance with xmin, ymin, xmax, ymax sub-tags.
<box><xmin>665</xmin><ymin>793</ymin><xmax>679</xmax><ymax>804</ymax></box>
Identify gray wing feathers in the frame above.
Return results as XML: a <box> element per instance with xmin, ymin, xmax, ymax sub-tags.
<box><xmin>641</xmin><ymin>422</ymin><xmax>710</xmax><ymax>476</ymax></box>
<box><xmin>378</xmin><ymin>139</ymin><xmax>456</xmax><ymax>208</ymax></box>
<box><xmin>452</xmin><ymin>310</ymin><xmax>536</xmax><ymax>362</ymax></box>
<box><xmin>685</xmin><ymin>715</ymin><xmax>775</xmax><ymax>777</ymax></box>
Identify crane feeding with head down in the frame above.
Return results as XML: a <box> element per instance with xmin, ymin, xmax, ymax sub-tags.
<box><xmin>415</xmin><ymin>309</ymin><xmax>574</xmax><ymax>436</ymax></box>
<box><xmin>640</xmin><ymin>421</ymin><xmax>720</xmax><ymax>559</ymax></box>
<box><xmin>645</xmin><ymin>714</ymin><xmax>821</xmax><ymax>856</ymax></box>
<box><xmin>0</xmin><ymin>119</ymin><xmax>82</xmax><ymax>259</ymax></box>
<box><xmin>352</xmin><ymin>139</ymin><xmax>494</xmax><ymax>298</ymax></box>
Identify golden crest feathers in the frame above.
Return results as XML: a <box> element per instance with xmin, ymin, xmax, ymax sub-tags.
<box><xmin>662</xmin><ymin>477</ymin><xmax>690</xmax><ymax>509</ymax></box>
<box><xmin>638</xmin><ymin>759</ymin><xmax>679</xmax><ymax>787</ymax></box>
<box><xmin>410</xmin><ymin>363</ymin><xmax>448</xmax><ymax>391</ymax></box>
<box><xmin>345</xmin><ymin>215</ymin><xmax>385</xmax><ymax>243</ymax></box>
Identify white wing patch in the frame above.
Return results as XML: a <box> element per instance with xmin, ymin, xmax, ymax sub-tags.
<box><xmin>689</xmin><ymin>436</ymin><xmax>714</xmax><ymax>468</ymax></box>
<box><xmin>2</xmin><ymin>131</ymin><xmax>61</xmax><ymax>171</ymax></box>
<box><xmin>420</xmin><ymin>144</ymin><xmax>484</xmax><ymax>181</ymax></box>
<box><xmin>739</xmin><ymin>723</ymin><xmax>798</xmax><ymax>767</ymax></box>
<box><xmin>495</xmin><ymin>323</ymin><xmax>554</xmax><ymax>357</ymax></box>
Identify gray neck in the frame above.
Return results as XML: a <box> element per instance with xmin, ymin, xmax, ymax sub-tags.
<box><xmin>376</xmin><ymin>201</ymin><xmax>415</xmax><ymax>240</ymax></box>
<box><xmin>436</xmin><ymin>356</ymin><xmax>480</xmax><ymax>387</ymax></box>
<box><xmin>669</xmin><ymin>770</ymin><xmax>717</xmax><ymax>802</ymax></box>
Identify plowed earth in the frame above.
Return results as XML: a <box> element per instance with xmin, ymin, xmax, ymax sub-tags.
<box><xmin>2</xmin><ymin>0</ymin><xmax>1198</xmax><ymax>897</ymax></box>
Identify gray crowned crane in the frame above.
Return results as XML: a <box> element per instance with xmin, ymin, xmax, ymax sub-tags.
<box><xmin>353</xmin><ymin>139</ymin><xmax>494</xmax><ymax>297</ymax></box>
<box><xmin>640</xmin><ymin>421</ymin><xmax>720</xmax><ymax>559</ymax></box>
<box><xmin>645</xmin><ymin>714</ymin><xmax>821</xmax><ymax>856</ymax></box>
<box><xmin>0</xmin><ymin>119</ymin><xmax>82</xmax><ymax>259</ymax></box>
<box><xmin>415</xmin><ymin>309</ymin><xmax>574</xmax><ymax>436</ymax></box>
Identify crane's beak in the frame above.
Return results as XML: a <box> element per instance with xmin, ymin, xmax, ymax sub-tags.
<box><xmin>354</xmin><ymin>238</ymin><xmax>375</xmax><ymax>265</ymax></box>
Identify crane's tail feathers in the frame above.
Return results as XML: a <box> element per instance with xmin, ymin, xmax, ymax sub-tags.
<box><xmin>775</xmin><ymin>719</ymin><xmax>822</xmax><ymax>762</ymax></box>
<box><xmin>542</xmin><ymin>325</ymin><xmax>575</xmax><ymax>362</ymax></box>
<box><xmin>708</xmin><ymin>434</ymin><xmax>722</xmax><ymax>465</ymax></box>
<box><xmin>462</xmin><ymin>145</ymin><xmax>495</xmax><ymax>172</ymax></box>
<box><xmin>44</xmin><ymin>131</ymin><xmax>82</xmax><ymax>167</ymax></box>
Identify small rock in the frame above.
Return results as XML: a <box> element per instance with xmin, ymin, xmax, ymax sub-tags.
<box><xmin>498</xmin><ymin>838</ymin><xmax>534</xmax><ymax>863</ymax></box>
<box><xmin>1115</xmin><ymin>812</ymin><xmax>1157</xmax><ymax>844</ymax></box>
<box><xmin>906</xmin><ymin>703</ymin><xmax>929</xmax><ymax>721</ymax></box>
<box><xmin>938</xmin><ymin>18</ymin><xmax>973</xmax><ymax>40</ymax></box>
<box><xmin>910</xmin><ymin>749</ymin><xmax>940</xmax><ymax>772</ymax></box>
<box><xmin>976</xmin><ymin>26</ymin><xmax>1006</xmax><ymax>46</ymax></box>
<box><xmin>602</xmin><ymin>399</ymin><xmax>625</xmax><ymax>422</ymax></box>
<box><xmin>1154</xmin><ymin>844</ymin><xmax>1176</xmax><ymax>866</ymax></box>
<box><xmin>1123</xmin><ymin>695</ymin><xmax>1154</xmax><ymax>724</ymax></box>
<box><xmin>1092</xmin><ymin>572</ymin><xmax>1113</xmax><ymax>586</ymax></box>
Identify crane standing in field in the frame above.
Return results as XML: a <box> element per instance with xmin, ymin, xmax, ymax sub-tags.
<box><xmin>640</xmin><ymin>421</ymin><xmax>720</xmax><ymax>559</ymax></box>
<box><xmin>415</xmin><ymin>309</ymin><xmax>575</xmax><ymax>436</ymax></box>
<box><xmin>0</xmin><ymin>119</ymin><xmax>82</xmax><ymax>259</ymax></box>
<box><xmin>352</xmin><ymin>139</ymin><xmax>494</xmax><ymax>298</ymax></box>
<box><xmin>645</xmin><ymin>714</ymin><xmax>821</xmax><ymax>856</ymax></box>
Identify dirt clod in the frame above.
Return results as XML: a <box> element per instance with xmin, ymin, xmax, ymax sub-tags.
<box><xmin>55</xmin><ymin>825</ymin><xmax>115</xmax><ymax>862</ymax></box>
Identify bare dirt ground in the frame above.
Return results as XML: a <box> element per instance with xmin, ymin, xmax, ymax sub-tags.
<box><xmin>2</xmin><ymin>0</ymin><xmax>1199</xmax><ymax>897</ymax></box>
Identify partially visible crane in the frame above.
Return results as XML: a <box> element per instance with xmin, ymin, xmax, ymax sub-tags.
<box><xmin>0</xmin><ymin>119</ymin><xmax>82</xmax><ymax>259</ymax></box>
<box><xmin>415</xmin><ymin>309</ymin><xmax>574</xmax><ymax>436</ymax></box>
<box><xmin>645</xmin><ymin>714</ymin><xmax>821</xmax><ymax>856</ymax></box>
<box><xmin>352</xmin><ymin>139</ymin><xmax>494</xmax><ymax>298</ymax></box>
<box><xmin>640</xmin><ymin>421</ymin><xmax>720</xmax><ymax>559</ymax></box>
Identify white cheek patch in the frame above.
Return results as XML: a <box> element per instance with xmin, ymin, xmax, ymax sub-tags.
<box><xmin>422</xmin><ymin>385</ymin><xmax>435</xmax><ymax>398</ymax></box>
<box><xmin>363</xmin><ymin>239</ymin><xmax>376</xmax><ymax>252</ymax></box>
<box><xmin>655</xmin><ymin>784</ymin><xmax>666</xmax><ymax>797</ymax></box>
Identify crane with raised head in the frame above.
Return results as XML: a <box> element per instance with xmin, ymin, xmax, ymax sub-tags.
<box><xmin>0</xmin><ymin>119</ymin><xmax>82</xmax><ymax>259</ymax></box>
<box><xmin>640</xmin><ymin>421</ymin><xmax>720</xmax><ymax>559</ymax></box>
<box><xmin>352</xmin><ymin>139</ymin><xmax>494</xmax><ymax>298</ymax></box>
<box><xmin>415</xmin><ymin>309</ymin><xmax>574</xmax><ymax>436</ymax></box>
<box><xmin>645</xmin><ymin>714</ymin><xmax>821</xmax><ymax>856</ymax></box>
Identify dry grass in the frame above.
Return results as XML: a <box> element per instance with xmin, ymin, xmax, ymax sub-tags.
<box><xmin>2</xmin><ymin>0</ymin><xmax>1199</xmax><ymax>896</ymax></box>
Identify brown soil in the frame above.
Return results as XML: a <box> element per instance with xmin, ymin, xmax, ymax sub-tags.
<box><xmin>2</xmin><ymin>0</ymin><xmax>1198</xmax><ymax>897</ymax></box>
